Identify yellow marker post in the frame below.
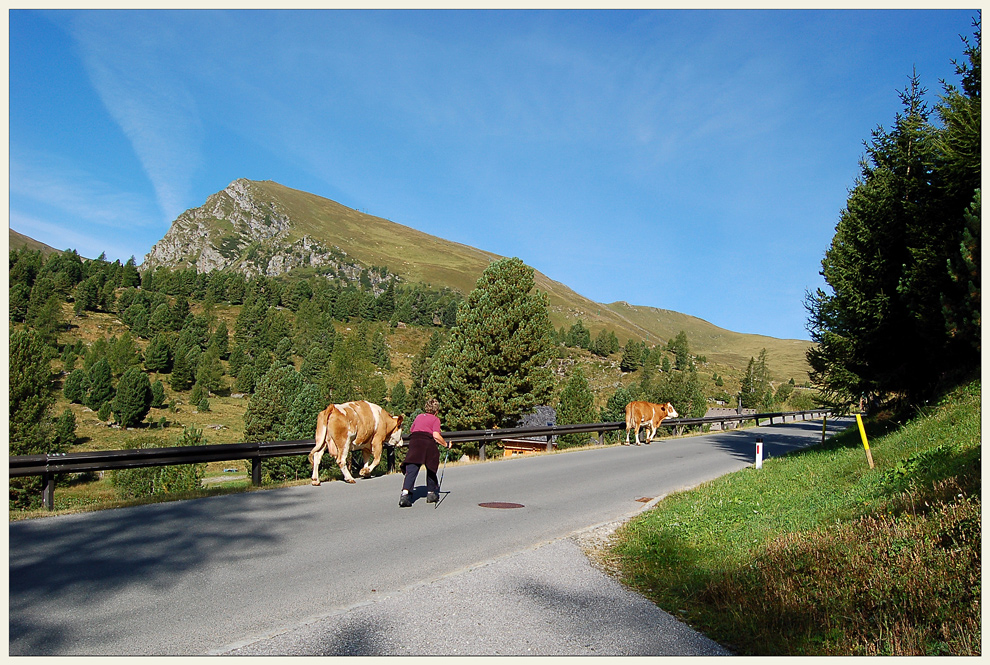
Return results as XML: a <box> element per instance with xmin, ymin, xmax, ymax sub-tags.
<box><xmin>855</xmin><ymin>414</ymin><xmax>875</xmax><ymax>469</ymax></box>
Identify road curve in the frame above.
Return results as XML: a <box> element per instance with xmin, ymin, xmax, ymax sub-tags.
<box><xmin>9</xmin><ymin>417</ymin><xmax>851</xmax><ymax>655</ymax></box>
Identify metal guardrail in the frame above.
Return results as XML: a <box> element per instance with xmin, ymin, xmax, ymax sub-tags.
<box><xmin>10</xmin><ymin>409</ymin><xmax>831</xmax><ymax>510</ymax></box>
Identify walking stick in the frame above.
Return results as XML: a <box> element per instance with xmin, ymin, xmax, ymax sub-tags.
<box><xmin>434</xmin><ymin>445</ymin><xmax>450</xmax><ymax>509</ymax></box>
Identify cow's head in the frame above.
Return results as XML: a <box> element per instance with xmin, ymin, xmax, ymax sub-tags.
<box><xmin>664</xmin><ymin>403</ymin><xmax>679</xmax><ymax>419</ymax></box>
<box><xmin>386</xmin><ymin>414</ymin><xmax>406</xmax><ymax>447</ymax></box>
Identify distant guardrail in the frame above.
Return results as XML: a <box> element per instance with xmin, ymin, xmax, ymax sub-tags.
<box><xmin>10</xmin><ymin>409</ymin><xmax>831</xmax><ymax>510</ymax></box>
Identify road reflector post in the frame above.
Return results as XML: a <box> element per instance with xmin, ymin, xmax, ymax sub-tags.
<box><xmin>855</xmin><ymin>414</ymin><xmax>875</xmax><ymax>469</ymax></box>
<box><xmin>755</xmin><ymin>436</ymin><xmax>763</xmax><ymax>469</ymax></box>
<box><xmin>821</xmin><ymin>415</ymin><xmax>828</xmax><ymax>445</ymax></box>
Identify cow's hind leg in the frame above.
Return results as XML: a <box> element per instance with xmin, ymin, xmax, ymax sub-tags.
<box><xmin>309</xmin><ymin>444</ymin><xmax>325</xmax><ymax>486</ymax></box>
<box><xmin>337</xmin><ymin>434</ymin><xmax>358</xmax><ymax>483</ymax></box>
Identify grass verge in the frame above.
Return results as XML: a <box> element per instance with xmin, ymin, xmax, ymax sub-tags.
<box><xmin>598</xmin><ymin>381</ymin><xmax>981</xmax><ymax>656</ymax></box>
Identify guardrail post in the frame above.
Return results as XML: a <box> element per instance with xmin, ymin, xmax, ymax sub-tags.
<box><xmin>252</xmin><ymin>457</ymin><xmax>262</xmax><ymax>486</ymax></box>
<box><xmin>545</xmin><ymin>434</ymin><xmax>552</xmax><ymax>452</ymax></box>
<box><xmin>42</xmin><ymin>471</ymin><xmax>54</xmax><ymax>511</ymax></box>
<box><xmin>479</xmin><ymin>442</ymin><xmax>486</xmax><ymax>462</ymax></box>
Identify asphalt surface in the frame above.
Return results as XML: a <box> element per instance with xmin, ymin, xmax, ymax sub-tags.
<box><xmin>222</xmin><ymin>518</ymin><xmax>732</xmax><ymax>656</ymax></box>
<box><xmin>9</xmin><ymin>416</ymin><xmax>851</xmax><ymax>656</ymax></box>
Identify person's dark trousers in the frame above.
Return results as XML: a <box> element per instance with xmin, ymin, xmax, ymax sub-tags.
<box><xmin>402</xmin><ymin>463</ymin><xmax>439</xmax><ymax>494</ymax></box>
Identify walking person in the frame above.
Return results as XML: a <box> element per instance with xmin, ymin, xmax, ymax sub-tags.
<box><xmin>399</xmin><ymin>397</ymin><xmax>451</xmax><ymax>507</ymax></box>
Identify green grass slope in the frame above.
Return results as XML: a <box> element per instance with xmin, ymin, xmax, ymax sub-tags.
<box><xmin>9</xmin><ymin>228</ymin><xmax>63</xmax><ymax>256</ymax></box>
<box><xmin>601</xmin><ymin>382</ymin><xmax>981</xmax><ymax>655</ymax></box>
<box><xmin>246</xmin><ymin>180</ymin><xmax>812</xmax><ymax>381</ymax></box>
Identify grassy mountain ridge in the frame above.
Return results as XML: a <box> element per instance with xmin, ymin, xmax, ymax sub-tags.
<box><xmin>250</xmin><ymin>179</ymin><xmax>813</xmax><ymax>381</ymax></box>
<box><xmin>9</xmin><ymin>228</ymin><xmax>63</xmax><ymax>256</ymax></box>
<box><xmin>147</xmin><ymin>178</ymin><xmax>809</xmax><ymax>381</ymax></box>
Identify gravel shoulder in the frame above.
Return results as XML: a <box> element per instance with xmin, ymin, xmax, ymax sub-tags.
<box><xmin>219</xmin><ymin>509</ymin><xmax>733</xmax><ymax>656</ymax></box>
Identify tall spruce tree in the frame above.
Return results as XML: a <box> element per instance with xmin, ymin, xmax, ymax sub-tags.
<box><xmin>86</xmin><ymin>358</ymin><xmax>115</xmax><ymax>410</ymax></box>
<box><xmin>556</xmin><ymin>367</ymin><xmax>598</xmax><ymax>448</ymax></box>
<box><xmin>9</xmin><ymin>329</ymin><xmax>56</xmax><ymax>457</ymax></box>
<box><xmin>428</xmin><ymin>258</ymin><xmax>555</xmax><ymax>430</ymax></box>
<box><xmin>808</xmin><ymin>32</ymin><xmax>981</xmax><ymax>406</ymax></box>
<box><xmin>111</xmin><ymin>367</ymin><xmax>153</xmax><ymax>428</ymax></box>
<box><xmin>9</xmin><ymin>330</ymin><xmax>60</xmax><ymax>508</ymax></box>
<box><xmin>244</xmin><ymin>365</ymin><xmax>304</xmax><ymax>443</ymax></box>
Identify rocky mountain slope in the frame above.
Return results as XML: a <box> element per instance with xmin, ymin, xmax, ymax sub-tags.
<box><xmin>143</xmin><ymin>178</ymin><xmax>812</xmax><ymax>381</ymax></box>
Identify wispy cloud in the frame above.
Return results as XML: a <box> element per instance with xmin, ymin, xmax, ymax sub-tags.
<box><xmin>10</xmin><ymin>152</ymin><xmax>158</xmax><ymax>231</ymax></box>
<box><xmin>10</xmin><ymin>211</ymin><xmax>144</xmax><ymax>261</ymax></box>
<box><xmin>64</xmin><ymin>11</ymin><xmax>203</xmax><ymax>223</ymax></box>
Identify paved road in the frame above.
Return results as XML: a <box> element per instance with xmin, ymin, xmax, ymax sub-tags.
<box><xmin>9</xmin><ymin>417</ymin><xmax>851</xmax><ymax>655</ymax></box>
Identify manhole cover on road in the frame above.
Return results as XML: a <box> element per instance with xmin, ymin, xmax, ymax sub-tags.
<box><xmin>479</xmin><ymin>502</ymin><xmax>525</xmax><ymax>509</ymax></box>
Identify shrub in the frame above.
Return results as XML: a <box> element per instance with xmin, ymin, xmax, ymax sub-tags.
<box><xmin>150</xmin><ymin>380</ymin><xmax>166</xmax><ymax>409</ymax></box>
<box><xmin>110</xmin><ymin>428</ymin><xmax>206</xmax><ymax>499</ymax></box>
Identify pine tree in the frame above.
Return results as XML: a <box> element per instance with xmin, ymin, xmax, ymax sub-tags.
<box><xmin>170</xmin><ymin>295</ymin><xmax>191</xmax><ymax>332</ymax></box>
<box><xmin>264</xmin><ymin>383</ymin><xmax>327</xmax><ymax>483</ymax></box>
<box><xmin>195</xmin><ymin>344</ymin><xmax>224</xmax><ymax>394</ymax></box>
<box><xmin>149</xmin><ymin>303</ymin><xmax>172</xmax><ymax>336</ymax></box>
<box><xmin>121</xmin><ymin>256</ymin><xmax>141</xmax><ymax>288</ymax></box>
<box><xmin>273</xmin><ymin>337</ymin><xmax>294</xmax><ymax>369</ymax></box>
<box><xmin>556</xmin><ymin>367</ymin><xmax>598</xmax><ymax>448</ymax></box>
<box><xmin>591</xmin><ymin>328</ymin><xmax>618</xmax><ymax>357</ymax></box>
<box><xmin>408</xmin><ymin>331</ymin><xmax>443</xmax><ymax>409</ymax></box>
<box><xmin>63</xmin><ymin>368</ymin><xmax>90</xmax><ymax>404</ymax></box>
<box><xmin>31</xmin><ymin>295</ymin><xmax>65</xmax><ymax>347</ymax></box>
<box><xmin>53</xmin><ymin>408</ymin><xmax>77</xmax><ymax>449</ymax></box>
<box><xmin>300</xmin><ymin>343</ymin><xmax>331</xmax><ymax>384</ymax></box>
<box><xmin>670</xmin><ymin>331</ymin><xmax>691</xmax><ymax>370</ymax></box>
<box><xmin>428</xmin><ymin>258</ymin><xmax>555</xmax><ymax>430</ymax></box>
<box><xmin>377</xmin><ymin>279</ymin><xmax>396</xmax><ymax>320</ymax></box>
<box><xmin>244</xmin><ymin>365</ymin><xmax>304</xmax><ymax>443</ymax></box>
<box><xmin>620</xmin><ymin>339</ymin><xmax>643</xmax><ymax>372</ymax></box>
<box><xmin>601</xmin><ymin>386</ymin><xmax>630</xmax><ymax>422</ymax></box>
<box><xmin>210</xmin><ymin>320</ymin><xmax>230</xmax><ymax>359</ymax></box>
<box><xmin>144</xmin><ymin>334</ymin><xmax>173</xmax><ymax>373</ymax></box>
<box><xmin>808</xmin><ymin>41</ymin><xmax>981</xmax><ymax>405</ymax></box>
<box><xmin>657</xmin><ymin>366</ymin><xmax>707</xmax><ymax>419</ymax></box>
<box><xmin>234</xmin><ymin>362</ymin><xmax>257</xmax><ymax>394</ymax></box>
<box><xmin>150</xmin><ymin>380</ymin><xmax>166</xmax><ymax>409</ymax></box>
<box><xmin>111</xmin><ymin>366</ymin><xmax>153</xmax><ymax>428</ymax></box>
<box><xmin>86</xmin><ymin>358</ymin><xmax>115</xmax><ymax>410</ymax></box>
<box><xmin>320</xmin><ymin>333</ymin><xmax>375</xmax><ymax>404</ymax></box>
<box><xmin>9</xmin><ymin>329</ymin><xmax>56</xmax><ymax>456</ymax></box>
<box><xmin>9</xmin><ymin>330</ymin><xmax>59</xmax><ymax>508</ymax></box>
<box><xmin>169</xmin><ymin>350</ymin><xmax>194</xmax><ymax>392</ymax></box>
<box><xmin>107</xmin><ymin>332</ymin><xmax>142</xmax><ymax>378</ymax></box>
<box><xmin>371</xmin><ymin>330</ymin><xmax>391</xmax><ymax>369</ymax></box>
<box><xmin>228</xmin><ymin>344</ymin><xmax>247</xmax><ymax>378</ymax></box>
<box><xmin>390</xmin><ymin>380</ymin><xmax>409</xmax><ymax>414</ymax></box>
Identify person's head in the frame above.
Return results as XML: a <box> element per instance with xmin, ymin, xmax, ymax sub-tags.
<box><xmin>424</xmin><ymin>397</ymin><xmax>440</xmax><ymax>415</ymax></box>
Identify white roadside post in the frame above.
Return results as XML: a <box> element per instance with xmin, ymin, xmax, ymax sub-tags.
<box><xmin>755</xmin><ymin>436</ymin><xmax>764</xmax><ymax>469</ymax></box>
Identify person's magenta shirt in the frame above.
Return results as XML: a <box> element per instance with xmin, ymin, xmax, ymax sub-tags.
<box><xmin>410</xmin><ymin>413</ymin><xmax>441</xmax><ymax>435</ymax></box>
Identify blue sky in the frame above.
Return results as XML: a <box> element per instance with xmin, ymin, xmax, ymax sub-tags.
<box><xmin>8</xmin><ymin>9</ymin><xmax>978</xmax><ymax>341</ymax></box>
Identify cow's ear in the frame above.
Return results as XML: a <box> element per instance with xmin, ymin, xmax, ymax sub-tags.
<box><xmin>395</xmin><ymin>414</ymin><xmax>404</xmax><ymax>426</ymax></box>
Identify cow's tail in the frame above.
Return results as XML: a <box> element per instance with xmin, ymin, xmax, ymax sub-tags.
<box><xmin>309</xmin><ymin>407</ymin><xmax>332</xmax><ymax>464</ymax></box>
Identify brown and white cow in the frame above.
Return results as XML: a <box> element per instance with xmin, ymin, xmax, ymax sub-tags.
<box><xmin>309</xmin><ymin>401</ymin><xmax>404</xmax><ymax>485</ymax></box>
<box><xmin>624</xmin><ymin>401</ymin><xmax>678</xmax><ymax>445</ymax></box>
